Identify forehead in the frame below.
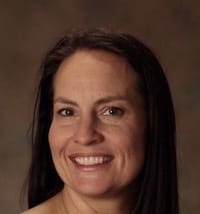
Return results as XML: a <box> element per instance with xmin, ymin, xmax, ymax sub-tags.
<box><xmin>53</xmin><ymin>49</ymin><xmax>141</xmax><ymax>98</ymax></box>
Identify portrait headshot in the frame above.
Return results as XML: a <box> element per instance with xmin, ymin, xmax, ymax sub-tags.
<box><xmin>0</xmin><ymin>1</ymin><xmax>199</xmax><ymax>214</ymax></box>
<box><xmin>20</xmin><ymin>28</ymin><xmax>178</xmax><ymax>214</ymax></box>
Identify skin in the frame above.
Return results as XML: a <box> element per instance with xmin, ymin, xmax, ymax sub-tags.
<box><xmin>20</xmin><ymin>193</ymin><xmax>65</xmax><ymax>214</ymax></box>
<box><xmin>21</xmin><ymin>49</ymin><xmax>146</xmax><ymax>214</ymax></box>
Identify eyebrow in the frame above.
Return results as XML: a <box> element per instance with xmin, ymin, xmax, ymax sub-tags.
<box><xmin>95</xmin><ymin>95</ymin><xmax>130</xmax><ymax>105</ymax></box>
<box><xmin>53</xmin><ymin>95</ymin><xmax>131</xmax><ymax>106</ymax></box>
<box><xmin>54</xmin><ymin>97</ymin><xmax>78</xmax><ymax>106</ymax></box>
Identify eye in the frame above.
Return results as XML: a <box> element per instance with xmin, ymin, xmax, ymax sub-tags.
<box><xmin>103</xmin><ymin>106</ymin><xmax>124</xmax><ymax>116</ymax></box>
<box><xmin>57</xmin><ymin>108</ymin><xmax>75</xmax><ymax>117</ymax></box>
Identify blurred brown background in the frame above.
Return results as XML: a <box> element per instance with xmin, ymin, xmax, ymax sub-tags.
<box><xmin>0</xmin><ymin>0</ymin><xmax>199</xmax><ymax>213</ymax></box>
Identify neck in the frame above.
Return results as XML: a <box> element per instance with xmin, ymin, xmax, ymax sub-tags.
<box><xmin>61</xmin><ymin>184</ymin><xmax>138</xmax><ymax>214</ymax></box>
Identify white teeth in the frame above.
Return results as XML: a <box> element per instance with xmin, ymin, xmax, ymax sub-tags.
<box><xmin>74</xmin><ymin>156</ymin><xmax>111</xmax><ymax>166</ymax></box>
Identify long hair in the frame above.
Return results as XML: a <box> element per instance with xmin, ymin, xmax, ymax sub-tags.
<box><xmin>27</xmin><ymin>28</ymin><xmax>179</xmax><ymax>214</ymax></box>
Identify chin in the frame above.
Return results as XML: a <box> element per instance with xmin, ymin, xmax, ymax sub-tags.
<box><xmin>68</xmin><ymin>178</ymin><xmax>118</xmax><ymax>198</ymax></box>
<box><xmin>68</xmin><ymin>177</ymin><xmax>135</xmax><ymax>199</ymax></box>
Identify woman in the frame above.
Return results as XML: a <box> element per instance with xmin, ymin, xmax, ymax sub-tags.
<box><xmin>22</xmin><ymin>28</ymin><xmax>179</xmax><ymax>214</ymax></box>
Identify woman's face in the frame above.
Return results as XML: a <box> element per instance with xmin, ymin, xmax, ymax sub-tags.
<box><xmin>49</xmin><ymin>50</ymin><xmax>146</xmax><ymax>198</ymax></box>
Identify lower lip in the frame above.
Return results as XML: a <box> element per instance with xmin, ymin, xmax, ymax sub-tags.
<box><xmin>69</xmin><ymin>158</ymin><xmax>113</xmax><ymax>172</ymax></box>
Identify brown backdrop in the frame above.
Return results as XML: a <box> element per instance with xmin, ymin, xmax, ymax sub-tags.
<box><xmin>0</xmin><ymin>0</ymin><xmax>199</xmax><ymax>213</ymax></box>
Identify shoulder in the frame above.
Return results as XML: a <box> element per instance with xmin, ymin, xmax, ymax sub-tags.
<box><xmin>20</xmin><ymin>202</ymin><xmax>49</xmax><ymax>214</ymax></box>
<box><xmin>20</xmin><ymin>194</ymin><xmax>60</xmax><ymax>214</ymax></box>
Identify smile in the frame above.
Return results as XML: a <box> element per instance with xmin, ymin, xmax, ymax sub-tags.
<box><xmin>69</xmin><ymin>154</ymin><xmax>113</xmax><ymax>166</ymax></box>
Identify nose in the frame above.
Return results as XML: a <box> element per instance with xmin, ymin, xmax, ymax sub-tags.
<box><xmin>73</xmin><ymin>116</ymin><xmax>104</xmax><ymax>145</ymax></box>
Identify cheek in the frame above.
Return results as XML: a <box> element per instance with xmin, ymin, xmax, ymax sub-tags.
<box><xmin>48</xmin><ymin>124</ymin><xmax>61</xmax><ymax>151</ymax></box>
<box><xmin>48</xmin><ymin>124</ymin><xmax>67</xmax><ymax>184</ymax></box>
<box><xmin>121</xmin><ymin>127</ymin><xmax>146</xmax><ymax>173</ymax></box>
<box><xmin>48</xmin><ymin>123</ymin><xmax>72</xmax><ymax>154</ymax></box>
<box><xmin>107</xmin><ymin>121</ymin><xmax>146</xmax><ymax>151</ymax></box>
<box><xmin>126</xmin><ymin>124</ymin><xmax>145</xmax><ymax>160</ymax></box>
<box><xmin>104</xmin><ymin>124</ymin><xmax>145</xmax><ymax>187</ymax></box>
<box><xmin>108</xmin><ymin>123</ymin><xmax>146</xmax><ymax>168</ymax></box>
<box><xmin>115</xmin><ymin>132</ymin><xmax>145</xmax><ymax>162</ymax></box>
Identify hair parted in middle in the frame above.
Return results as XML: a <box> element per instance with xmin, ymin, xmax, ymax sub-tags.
<box><xmin>27</xmin><ymin>28</ymin><xmax>178</xmax><ymax>214</ymax></box>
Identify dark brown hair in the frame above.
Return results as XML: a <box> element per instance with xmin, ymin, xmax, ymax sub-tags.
<box><xmin>27</xmin><ymin>28</ymin><xmax>179</xmax><ymax>214</ymax></box>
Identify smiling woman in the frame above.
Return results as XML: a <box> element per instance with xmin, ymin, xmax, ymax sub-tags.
<box><xmin>49</xmin><ymin>49</ymin><xmax>146</xmax><ymax>205</ymax></box>
<box><xmin>21</xmin><ymin>28</ymin><xmax>179</xmax><ymax>214</ymax></box>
